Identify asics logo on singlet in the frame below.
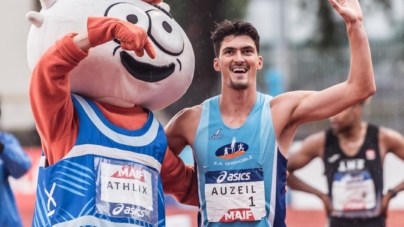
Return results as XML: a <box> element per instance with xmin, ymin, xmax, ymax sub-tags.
<box><xmin>210</xmin><ymin>129</ymin><xmax>223</xmax><ymax>140</ymax></box>
<box><xmin>216</xmin><ymin>171</ymin><xmax>251</xmax><ymax>183</ymax></box>
<box><xmin>328</xmin><ymin>154</ymin><xmax>340</xmax><ymax>163</ymax></box>
<box><xmin>112</xmin><ymin>203</ymin><xmax>146</xmax><ymax>217</ymax></box>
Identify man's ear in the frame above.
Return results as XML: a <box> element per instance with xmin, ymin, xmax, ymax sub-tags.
<box><xmin>257</xmin><ymin>56</ymin><xmax>263</xmax><ymax>70</ymax></box>
<box><xmin>213</xmin><ymin>58</ymin><xmax>221</xmax><ymax>72</ymax></box>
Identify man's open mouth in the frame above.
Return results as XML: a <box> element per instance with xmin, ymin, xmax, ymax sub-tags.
<box><xmin>120</xmin><ymin>51</ymin><xmax>175</xmax><ymax>82</ymax></box>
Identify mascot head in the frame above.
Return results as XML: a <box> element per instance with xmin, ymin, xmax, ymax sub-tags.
<box><xmin>27</xmin><ymin>0</ymin><xmax>194</xmax><ymax>110</ymax></box>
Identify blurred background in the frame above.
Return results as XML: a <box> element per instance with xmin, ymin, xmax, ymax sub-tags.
<box><xmin>1</xmin><ymin>0</ymin><xmax>404</xmax><ymax>226</ymax></box>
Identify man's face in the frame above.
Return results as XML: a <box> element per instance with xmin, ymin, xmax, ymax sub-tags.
<box><xmin>329</xmin><ymin>106</ymin><xmax>357</xmax><ymax>133</ymax></box>
<box><xmin>213</xmin><ymin>35</ymin><xmax>262</xmax><ymax>90</ymax></box>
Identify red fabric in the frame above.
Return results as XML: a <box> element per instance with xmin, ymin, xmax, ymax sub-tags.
<box><xmin>29</xmin><ymin>34</ymin><xmax>148</xmax><ymax>165</ymax></box>
<box><xmin>87</xmin><ymin>17</ymin><xmax>155</xmax><ymax>58</ymax></box>
<box><xmin>29</xmin><ymin>29</ymin><xmax>196</xmax><ymax>205</ymax></box>
<box><xmin>161</xmin><ymin>149</ymin><xmax>199</xmax><ymax>206</ymax></box>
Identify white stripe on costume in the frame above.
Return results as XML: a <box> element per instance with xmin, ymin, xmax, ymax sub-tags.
<box><xmin>39</xmin><ymin>156</ymin><xmax>46</xmax><ymax>167</ymax></box>
<box><xmin>72</xmin><ymin>94</ymin><xmax>159</xmax><ymax>147</ymax></box>
<box><xmin>63</xmin><ymin>144</ymin><xmax>162</xmax><ymax>172</ymax></box>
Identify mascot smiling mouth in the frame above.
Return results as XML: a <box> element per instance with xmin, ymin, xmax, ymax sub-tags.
<box><xmin>121</xmin><ymin>51</ymin><xmax>175</xmax><ymax>82</ymax></box>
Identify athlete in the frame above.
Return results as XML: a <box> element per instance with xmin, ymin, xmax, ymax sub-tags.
<box><xmin>287</xmin><ymin>102</ymin><xmax>404</xmax><ymax>227</ymax></box>
<box><xmin>161</xmin><ymin>1</ymin><xmax>376</xmax><ymax>226</ymax></box>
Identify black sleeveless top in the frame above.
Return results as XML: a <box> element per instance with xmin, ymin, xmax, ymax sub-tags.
<box><xmin>323</xmin><ymin>124</ymin><xmax>383</xmax><ymax>219</ymax></box>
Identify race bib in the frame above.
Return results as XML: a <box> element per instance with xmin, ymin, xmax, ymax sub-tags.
<box><xmin>95</xmin><ymin>158</ymin><xmax>159</xmax><ymax>225</ymax></box>
<box><xmin>205</xmin><ymin>168</ymin><xmax>266</xmax><ymax>223</ymax></box>
<box><xmin>332</xmin><ymin>171</ymin><xmax>376</xmax><ymax>211</ymax></box>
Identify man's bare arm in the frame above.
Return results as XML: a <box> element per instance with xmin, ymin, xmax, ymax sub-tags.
<box><xmin>272</xmin><ymin>0</ymin><xmax>375</xmax><ymax>132</ymax></box>
<box><xmin>382</xmin><ymin>128</ymin><xmax>404</xmax><ymax>194</ymax></box>
<box><xmin>162</xmin><ymin>106</ymin><xmax>201</xmax><ymax>205</ymax></box>
<box><xmin>287</xmin><ymin>131</ymin><xmax>334</xmax><ymax>213</ymax></box>
<box><xmin>287</xmin><ymin>132</ymin><xmax>325</xmax><ymax>196</ymax></box>
<box><xmin>165</xmin><ymin>106</ymin><xmax>201</xmax><ymax>155</ymax></box>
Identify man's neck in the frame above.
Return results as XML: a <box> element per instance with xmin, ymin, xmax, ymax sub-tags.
<box><xmin>219</xmin><ymin>87</ymin><xmax>256</xmax><ymax>114</ymax></box>
<box><xmin>218</xmin><ymin>87</ymin><xmax>257</xmax><ymax>128</ymax></box>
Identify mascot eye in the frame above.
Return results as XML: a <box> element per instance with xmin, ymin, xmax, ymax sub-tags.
<box><xmin>127</xmin><ymin>14</ymin><xmax>138</xmax><ymax>24</ymax></box>
<box><xmin>147</xmin><ymin>10</ymin><xmax>184</xmax><ymax>55</ymax></box>
<box><xmin>162</xmin><ymin>21</ymin><xmax>172</xmax><ymax>33</ymax></box>
<box><xmin>106</xmin><ymin>3</ymin><xmax>150</xmax><ymax>32</ymax></box>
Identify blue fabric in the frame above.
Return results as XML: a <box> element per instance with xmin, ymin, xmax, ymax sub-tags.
<box><xmin>32</xmin><ymin>95</ymin><xmax>167</xmax><ymax>227</ymax></box>
<box><xmin>0</xmin><ymin>132</ymin><xmax>32</xmax><ymax>227</ymax></box>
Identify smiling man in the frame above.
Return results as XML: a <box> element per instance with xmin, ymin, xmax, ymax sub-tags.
<box><xmin>161</xmin><ymin>0</ymin><xmax>376</xmax><ymax>227</ymax></box>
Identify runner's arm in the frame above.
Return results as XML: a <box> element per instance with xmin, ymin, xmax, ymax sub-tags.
<box><xmin>287</xmin><ymin>132</ymin><xmax>326</xmax><ymax>197</ymax></box>
<box><xmin>162</xmin><ymin>107</ymin><xmax>201</xmax><ymax>206</ymax></box>
<box><xmin>271</xmin><ymin>1</ymin><xmax>375</xmax><ymax>132</ymax></box>
<box><xmin>382</xmin><ymin>127</ymin><xmax>404</xmax><ymax>194</ymax></box>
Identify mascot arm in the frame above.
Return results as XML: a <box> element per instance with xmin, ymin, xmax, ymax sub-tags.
<box><xmin>29</xmin><ymin>34</ymin><xmax>88</xmax><ymax>165</ymax></box>
<box><xmin>142</xmin><ymin>0</ymin><xmax>163</xmax><ymax>4</ymax></box>
<box><xmin>87</xmin><ymin>17</ymin><xmax>155</xmax><ymax>58</ymax></box>
<box><xmin>161</xmin><ymin>148</ymin><xmax>199</xmax><ymax>206</ymax></box>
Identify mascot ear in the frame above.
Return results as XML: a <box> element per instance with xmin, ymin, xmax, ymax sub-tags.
<box><xmin>159</xmin><ymin>2</ymin><xmax>170</xmax><ymax>12</ymax></box>
<box><xmin>40</xmin><ymin>0</ymin><xmax>57</xmax><ymax>9</ymax></box>
<box><xmin>26</xmin><ymin>11</ymin><xmax>44</xmax><ymax>28</ymax></box>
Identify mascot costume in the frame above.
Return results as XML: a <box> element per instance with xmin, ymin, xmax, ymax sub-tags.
<box><xmin>26</xmin><ymin>0</ymin><xmax>194</xmax><ymax>226</ymax></box>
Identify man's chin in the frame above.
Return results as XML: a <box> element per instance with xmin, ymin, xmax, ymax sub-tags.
<box><xmin>229</xmin><ymin>81</ymin><xmax>249</xmax><ymax>90</ymax></box>
<box><xmin>230</xmin><ymin>84</ymin><xmax>248</xmax><ymax>90</ymax></box>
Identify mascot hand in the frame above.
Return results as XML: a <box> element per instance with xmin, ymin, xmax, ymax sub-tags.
<box><xmin>87</xmin><ymin>17</ymin><xmax>155</xmax><ymax>58</ymax></box>
<box><xmin>142</xmin><ymin>0</ymin><xmax>163</xmax><ymax>4</ymax></box>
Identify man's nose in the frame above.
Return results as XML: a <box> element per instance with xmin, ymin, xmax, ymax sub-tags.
<box><xmin>234</xmin><ymin>51</ymin><xmax>245</xmax><ymax>63</ymax></box>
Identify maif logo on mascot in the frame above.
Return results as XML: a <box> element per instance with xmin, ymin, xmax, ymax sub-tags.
<box><xmin>26</xmin><ymin>0</ymin><xmax>194</xmax><ymax>226</ymax></box>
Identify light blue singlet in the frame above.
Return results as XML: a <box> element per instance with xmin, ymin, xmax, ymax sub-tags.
<box><xmin>193</xmin><ymin>92</ymin><xmax>287</xmax><ymax>227</ymax></box>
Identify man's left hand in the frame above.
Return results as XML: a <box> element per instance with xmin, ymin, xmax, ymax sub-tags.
<box><xmin>378</xmin><ymin>193</ymin><xmax>392</xmax><ymax>215</ymax></box>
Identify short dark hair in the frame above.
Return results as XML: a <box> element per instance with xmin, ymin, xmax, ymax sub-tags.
<box><xmin>211</xmin><ymin>20</ymin><xmax>260</xmax><ymax>57</ymax></box>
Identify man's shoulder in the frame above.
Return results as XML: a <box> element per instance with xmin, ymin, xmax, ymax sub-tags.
<box><xmin>304</xmin><ymin>130</ymin><xmax>327</xmax><ymax>145</ymax></box>
<box><xmin>168</xmin><ymin>105</ymin><xmax>202</xmax><ymax>128</ymax></box>
<box><xmin>179</xmin><ymin>104</ymin><xmax>202</xmax><ymax>119</ymax></box>
<box><xmin>378</xmin><ymin>125</ymin><xmax>402</xmax><ymax>140</ymax></box>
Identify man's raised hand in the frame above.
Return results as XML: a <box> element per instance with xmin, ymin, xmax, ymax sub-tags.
<box><xmin>329</xmin><ymin>0</ymin><xmax>364</xmax><ymax>24</ymax></box>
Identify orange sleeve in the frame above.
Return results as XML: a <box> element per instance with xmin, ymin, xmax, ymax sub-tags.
<box><xmin>161</xmin><ymin>148</ymin><xmax>199</xmax><ymax>206</ymax></box>
<box><xmin>29</xmin><ymin>33</ymin><xmax>88</xmax><ymax>165</ymax></box>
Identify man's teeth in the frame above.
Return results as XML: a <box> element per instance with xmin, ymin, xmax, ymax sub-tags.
<box><xmin>233</xmin><ymin>68</ymin><xmax>247</xmax><ymax>73</ymax></box>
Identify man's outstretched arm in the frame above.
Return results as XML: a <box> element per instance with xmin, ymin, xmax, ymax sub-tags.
<box><xmin>273</xmin><ymin>0</ymin><xmax>375</xmax><ymax>131</ymax></box>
